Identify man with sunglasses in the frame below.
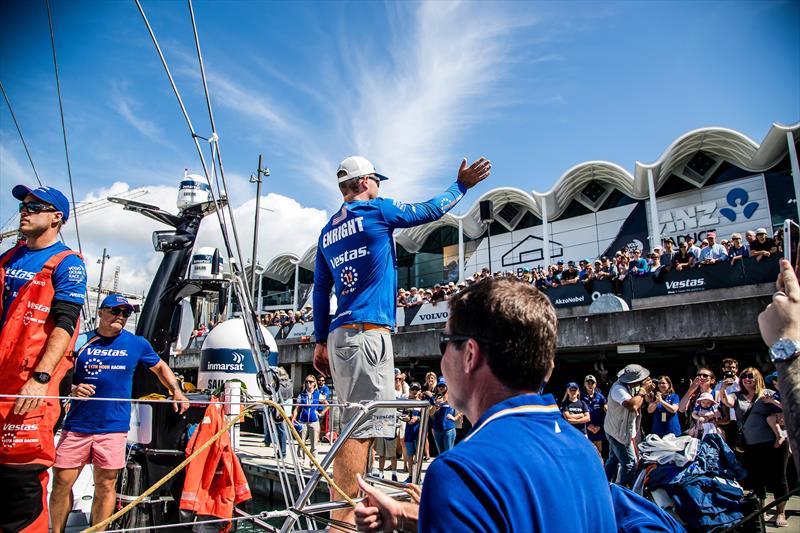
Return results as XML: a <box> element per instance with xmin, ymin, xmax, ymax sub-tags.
<box><xmin>313</xmin><ymin>155</ymin><xmax>490</xmax><ymax>528</ymax></box>
<box><xmin>0</xmin><ymin>185</ymin><xmax>86</xmax><ymax>532</ymax></box>
<box><xmin>354</xmin><ymin>278</ymin><xmax>615</xmax><ymax>532</ymax></box>
<box><xmin>49</xmin><ymin>294</ymin><xmax>189</xmax><ymax>533</ymax></box>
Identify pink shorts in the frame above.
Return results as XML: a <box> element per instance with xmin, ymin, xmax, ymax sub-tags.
<box><xmin>53</xmin><ymin>431</ymin><xmax>128</xmax><ymax>470</ymax></box>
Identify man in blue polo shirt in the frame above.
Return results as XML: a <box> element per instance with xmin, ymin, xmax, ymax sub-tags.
<box><xmin>49</xmin><ymin>294</ymin><xmax>189</xmax><ymax>533</ymax></box>
<box><xmin>582</xmin><ymin>374</ymin><xmax>608</xmax><ymax>459</ymax></box>
<box><xmin>354</xmin><ymin>278</ymin><xmax>616</xmax><ymax>532</ymax></box>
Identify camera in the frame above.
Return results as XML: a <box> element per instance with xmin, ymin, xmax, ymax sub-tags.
<box><xmin>723</xmin><ymin>370</ymin><xmax>735</xmax><ymax>380</ymax></box>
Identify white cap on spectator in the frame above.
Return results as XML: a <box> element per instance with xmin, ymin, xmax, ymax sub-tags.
<box><xmin>756</xmin><ymin>227</ymin><xmax>768</xmax><ymax>235</ymax></box>
<box><xmin>337</xmin><ymin>156</ymin><xmax>389</xmax><ymax>183</ymax></box>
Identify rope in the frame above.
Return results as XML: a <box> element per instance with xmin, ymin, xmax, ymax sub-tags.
<box><xmin>0</xmin><ymin>393</ymin><xmax>350</xmax><ymax>408</ymax></box>
<box><xmin>80</xmin><ymin>399</ymin><xmax>356</xmax><ymax>533</ymax></box>
<box><xmin>0</xmin><ymin>80</ymin><xmax>43</xmax><ymax>186</ymax></box>
<box><xmin>102</xmin><ymin>510</ymin><xmax>285</xmax><ymax>533</ymax></box>
<box><xmin>82</xmin><ymin>403</ymin><xmax>258</xmax><ymax>533</ymax></box>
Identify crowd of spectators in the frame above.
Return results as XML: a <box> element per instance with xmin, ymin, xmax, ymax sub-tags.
<box><xmin>557</xmin><ymin>358</ymin><xmax>790</xmax><ymax>527</ymax></box>
<box><xmin>395</xmin><ymin>226</ymin><xmax>783</xmax><ymax>303</ymax></box>
<box><xmin>259</xmin><ymin>305</ymin><xmax>313</xmax><ymax>331</ymax></box>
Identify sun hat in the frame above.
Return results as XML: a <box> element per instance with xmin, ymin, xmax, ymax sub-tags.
<box><xmin>617</xmin><ymin>364</ymin><xmax>650</xmax><ymax>384</ymax></box>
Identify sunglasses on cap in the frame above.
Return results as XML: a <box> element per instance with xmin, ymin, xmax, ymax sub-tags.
<box><xmin>105</xmin><ymin>307</ymin><xmax>132</xmax><ymax>318</ymax></box>
<box><xmin>19</xmin><ymin>201</ymin><xmax>59</xmax><ymax>214</ymax></box>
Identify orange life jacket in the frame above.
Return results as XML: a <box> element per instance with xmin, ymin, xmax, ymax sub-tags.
<box><xmin>0</xmin><ymin>244</ymin><xmax>82</xmax><ymax>466</ymax></box>
<box><xmin>180</xmin><ymin>398</ymin><xmax>251</xmax><ymax>532</ymax></box>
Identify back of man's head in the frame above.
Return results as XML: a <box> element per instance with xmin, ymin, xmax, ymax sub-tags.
<box><xmin>447</xmin><ymin>278</ymin><xmax>556</xmax><ymax>391</ymax></box>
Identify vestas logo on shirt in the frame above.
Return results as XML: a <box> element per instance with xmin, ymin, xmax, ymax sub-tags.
<box><xmin>322</xmin><ymin>217</ymin><xmax>365</xmax><ymax>248</ymax></box>
<box><xmin>86</xmin><ymin>347</ymin><xmax>129</xmax><ymax>357</ymax></box>
<box><xmin>330</xmin><ymin>247</ymin><xmax>368</xmax><ymax>269</ymax></box>
<box><xmin>27</xmin><ymin>301</ymin><xmax>49</xmax><ymax>313</ymax></box>
<box><xmin>4</xmin><ymin>269</ymin><xmax>35</xmax><ymax>281</ymax></box>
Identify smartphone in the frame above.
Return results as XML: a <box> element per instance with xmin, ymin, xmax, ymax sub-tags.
<box><xmin>783</xmin><ymin>219</ymin><xmax>800</xmax><ymax>270</ymax></box>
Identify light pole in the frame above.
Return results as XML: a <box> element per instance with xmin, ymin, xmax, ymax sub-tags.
<box><xmin>250</xmin><ymin>154</ymin><xmax>270</xmax><ymax>299</ymax></box>
<box><xmin>95</xmin><ymin>248</ymin><xmax>110</xmax><ymax>313</ymax></box>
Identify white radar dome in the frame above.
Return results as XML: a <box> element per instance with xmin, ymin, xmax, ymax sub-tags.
<box><xmin>197</xmin><ymin>318</ymin><xmax>279</xmax><ymax>396</ymax></box>
<box><xmin>190</xmin><ymin>246</ymin><xmax>225</xmax><ymax>280</ymax></box>
<box><xmin>177</xmin><ymin>172</ymin><xmax>212</xmax><ymax>210</ymax></box>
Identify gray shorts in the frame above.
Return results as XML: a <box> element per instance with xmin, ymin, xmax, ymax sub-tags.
<box><xmin>328</xmin><ymin>326</ymin><xmax>395</xmax><ymax>439</ymax></box>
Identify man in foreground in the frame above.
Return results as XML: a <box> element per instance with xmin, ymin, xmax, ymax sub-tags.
<box><xmin>49</xmin><ymin>294</ymin><xmax>189</xmax><ymax>532</ymax></box>
<box><xmin>312</xmin><ymin>155</ymin><xmax>490</xmax><ymax>527</ymax></box>
<box><xmin>354</xmin><ymin>278</ymin><xmax>616</xmax><ymax>531</ymax></box>
<box><xmin>0</xmin><ymin>184</ymin><xmax>87</xmax><ymax>532</ymax></box>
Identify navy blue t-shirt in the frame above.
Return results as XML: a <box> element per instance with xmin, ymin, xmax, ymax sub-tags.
<box><xmin>404</xmin><ymin>408</ymin><xmax>421</xmax><ymax>442</ymax></box>
<box><xmin>560</xmin><ymin>398</ymin><xmax>590</xmax><ymax>434</ymax></box>
<box><xmin>418</xmin><ymin>393</ymin><xmax>616</xmax><ymax>532</ymax></box>
<box><xmin>581</xmin><ymin>389</ymin><xmax>608</xmax><ymax>442</ymax></box>
<box><xmin>432</xmin><ymin>401</ymin><xmax>456</xmax><ymax>431</ymax></box>
<box><xmin>650</xmin><ymin>392</ymin><xmax>682</xmax><ymax>437</ymax></box>
<box><xmin>313</xmin><ymin>182</ymin><xmax>467</xmax><ymax>341</ymax></box>
<box><xmin>0</xmin><ymin>242</ymin><xmax>86</xmax><ymax>328</ymax></box>
<box><xmin>64</xmin><ymin>330</ymin><xmax>161</xmax><ymax>434</ymax></box>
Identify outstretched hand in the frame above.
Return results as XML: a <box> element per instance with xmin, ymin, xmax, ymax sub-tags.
<box><xmin>313</xmin><ymin>343</ymin><xmax>330</xmax><ymax>377</ymax></box>
<box><xmin>456</xmin><ymin>157</ymin><xmax>492</xmax><ymax>189</ymax></box>
<box><xmin>758</xmin><ymin>259</ymin><xmax>800</xmax><ymax>347</ymax></box>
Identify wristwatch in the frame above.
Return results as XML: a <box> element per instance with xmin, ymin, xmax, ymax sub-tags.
<box><xmin>769</xmin><ymin>338</ymin><xmax>800</xmax><ymax>363</ymax></box>
<box><xmin>32</xmin><ymin>371</ymin><xmax>52</xmax><ymax>384</ymax></box>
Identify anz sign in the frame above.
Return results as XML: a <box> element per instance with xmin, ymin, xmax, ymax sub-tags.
<box><xmin>655</xmin><ymin>176</ymin><xmax>771</xmax><ymax>240</ymax></box>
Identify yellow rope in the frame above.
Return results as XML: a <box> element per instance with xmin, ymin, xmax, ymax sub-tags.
<box><xmin>82</xmin><ymin>398</ymin><xmax>355</xmax><ymax>533</ymax></box>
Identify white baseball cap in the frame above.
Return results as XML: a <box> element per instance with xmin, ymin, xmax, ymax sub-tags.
<box><xmin>336</xmin><ymin>156</ymin><xmax>389</xmax><ymax>184</ymax></box>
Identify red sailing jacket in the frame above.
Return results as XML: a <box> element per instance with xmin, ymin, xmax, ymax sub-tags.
<box><xmin>0</xmin><ymin>244</ymin><xmax>82</xmax><ymax>466</ymax></box>
<box><xmin>180</xmin><ymin>398</ymin><xmax>252</xmax><ymax>532</ymax></box>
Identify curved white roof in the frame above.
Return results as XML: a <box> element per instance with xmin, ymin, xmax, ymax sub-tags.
<box><xmin>262</xmin><ymin>122</ymin><xmax>799</xmax><ymax>280</ymax></box>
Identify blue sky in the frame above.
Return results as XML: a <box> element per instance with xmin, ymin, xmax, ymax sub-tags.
<box><xmin>1</xmin><ymin>0</ymin><xmax>798</xmax><ymax>292</ymax></box>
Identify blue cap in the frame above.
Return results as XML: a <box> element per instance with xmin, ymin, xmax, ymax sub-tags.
<box><xmin>100</xmin><ymin>293</ymin><xmax>134</xmax><ymax>310</ymax></box>
<box><xmin>765</xmin><ymin>371</ymin><xmax>778</xmax><ymax>386</ymax></box>
<box><xmin>436</xmin><ymin>377</ymin><xmax>447</xmax><ymax>386</ymax></box>
<box><xmin>567</xmin><ymin>382</ymin><xmax>580</xmax><ymax>389</ymax></box>
<box><xmin>12</xmin><ymin>184</ymin><xmax>71</xmax><ymax>222</ymax></box>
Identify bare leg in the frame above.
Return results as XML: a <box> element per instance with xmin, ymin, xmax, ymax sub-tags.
<box><xmin>330</xmin><ymin>437</ymin><xmax>372</xmax><ymax>532</ymax></box>
<box><xmin>91</xmin><ymin>467</ymin><xmax>119</xmax><ymax>530</ymax></box>
<box><xmin>50</xmin><ymin>467</ymin><xmax>82</xmax><ymax>533</ymax></box>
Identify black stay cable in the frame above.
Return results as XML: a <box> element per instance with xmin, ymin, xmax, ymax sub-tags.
<box><xmin>45</xmin><ymin>0</ymin><xmax>83</xmax><ymax>255</ymax></box>
<box><xmin>0</xmin><ymin>80</ymin><xmax>43</xmax><ymax>187</ymax></box>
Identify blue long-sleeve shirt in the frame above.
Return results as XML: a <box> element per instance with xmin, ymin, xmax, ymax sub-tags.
<box><xmin>313</xmin><ymin>181</ymin><xmax>467</xmax><ymax>342</ymax></box>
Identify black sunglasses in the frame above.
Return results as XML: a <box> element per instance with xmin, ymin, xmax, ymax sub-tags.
<box><xmin>366</xmin><ymin>175</ymin><xmax>380</xmax><ymax>187</ymax></box>
<box><xmin>439</xmin><ymin>333</ymin><xmax>491</xmax><ymax>356</ymax></box>
<box><xmin>106</xmin><ymin>307</ymin><xmax>132</xmax><ymax>318</ymax></box>
<box><xmin>19</xmin><ymin>201</ymin><xmax>58</xmax><ymax>214</ymax></box>
<box><xmin>696</xmin><ymin>373</ymin><xmax>712</xmax><ymax>378</ymax></box>
<box><xmin>740</xmin><ymin>373</ymin><xmax>755</xmax><ymax>379</ymax></box>
<box><xmin>305</xmin><ymin>380</ymin><xmax>316</xmax><ymax>384</ymax></box>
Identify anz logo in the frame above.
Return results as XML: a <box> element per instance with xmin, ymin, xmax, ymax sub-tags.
<box><xmin>231</xmin><ymin>351</ymin><xmax>245</xmax><ymax>364</ymax></box>
<box><xmin>719</xmin><ymin>188</ymin><xmax>759</xmax><ymax>222</ymax></box>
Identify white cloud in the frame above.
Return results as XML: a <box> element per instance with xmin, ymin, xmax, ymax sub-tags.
<box><xmin>54</xmin><ymin>181</ymin><xmax>327</xmax><ymax>296</ymax></box>
<box><xmin>110</xmin><ymin>82</ymin><xmax>163</xmax><ymax>140</ymax></box>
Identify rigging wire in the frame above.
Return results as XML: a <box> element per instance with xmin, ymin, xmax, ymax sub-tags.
<box><xmin>187</xmin><ymin>0</ymin><xmax>247</xmax><ymax>273</ymax></box>
<box><xmin>45</xmin><ymin>0</ymin><xmax>83</xmax><ymax>254</ymax></box>
<box><xmin>44</xmin><ymin>0</ymin><xmax>93</xmax><ymax>323</ymax></box>
<box><xmin>0</xmin><ymin>80</ymin><xmax>44</xmax><ymax>187</ymax></box>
